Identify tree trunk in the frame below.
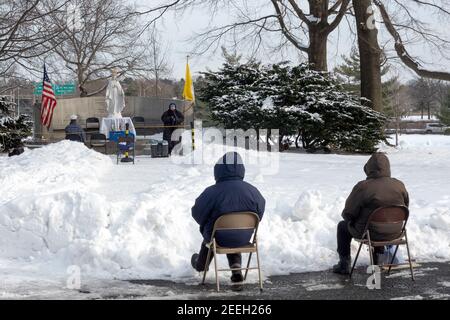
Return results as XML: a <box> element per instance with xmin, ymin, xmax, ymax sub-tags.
<box><xmin>77</xmin><ymin>65</ymin><xmax>85</xmax><ymax>97</ymax></box>
<box><xmin>308</xmin><ymin>0</ymin><xmax>329</xmax><ymax>71</ymax></box>
<box><xmin>308</xmin><ymin>26</ymin><xmax>328</xmax><ymax>71</ymax></box>
<box><xmin>353</xmin><ymin>0</ymin><xmax>383</xmax><ymax>112</ymax></box>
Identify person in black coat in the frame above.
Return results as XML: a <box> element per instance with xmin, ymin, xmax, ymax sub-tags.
<box><xmin>161</xmin><ymin>103</ymin><xmax>184</xmax><ymax>154</ymax></box>
<box><xmin>191</xmin><ymin>152</ymin><xmax>266</xmax><ymax>285</ymax></box>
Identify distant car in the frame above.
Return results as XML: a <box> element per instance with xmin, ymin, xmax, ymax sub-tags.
<box><xmin>384</xmin><ymin>128</ymin><xmax>396</xmax><ymax>134</ymax></box>
<box><xmin>425</xmin><ymin>123</ymin><xmax>449</xmax><ymax>134</ymax></box>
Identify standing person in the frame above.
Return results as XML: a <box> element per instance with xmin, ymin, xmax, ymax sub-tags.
<box><xmin>161</xmin><ymin>102</ymin><xmax>184</xmax><ymax>154</ymax></box>
<box><xmin>191</xmin><ymin>152</ymin><xmax>266</xmax><ymax>288</ymax></box>
<box><xmin>65</xmin><ymin>114</ymin><xmax>86</xmax><ymax>142</ymax></box>
<box><xmin>333</xmin><ymin>152</ymin><xmax>409</xmax><ymax>274</ymax></box>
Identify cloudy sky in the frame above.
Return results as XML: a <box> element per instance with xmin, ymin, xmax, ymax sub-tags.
<box><xmin>138</xmin><ymin>1</ymin><xmax>450</xmax><ymax>83</ymax></box>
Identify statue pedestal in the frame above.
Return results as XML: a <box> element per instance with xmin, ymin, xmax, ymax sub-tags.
<box><xmin>100</xmin><ymin>117</ymin><xmax>136</xmax><ymax>139</ymax></box>
<box><xmin>108</xmin><ymin>113</ymin><xmax>123</xmax><ymax>119</ymax></box>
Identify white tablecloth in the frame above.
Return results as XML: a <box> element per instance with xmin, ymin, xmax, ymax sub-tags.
<box><xmin>100</xmin><ymin>117</ymin><xmax>136</xmax><ymax>139</ymax></box>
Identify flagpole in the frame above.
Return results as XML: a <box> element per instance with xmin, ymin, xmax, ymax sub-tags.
<box><xmin>41</xmin><ymin>59</ymin><xmax>46</xmax><ymax>139</ymax></box>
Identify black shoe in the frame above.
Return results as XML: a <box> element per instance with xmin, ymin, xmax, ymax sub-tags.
<box><xmin>332</xmin><ymin>255</ymin><xmax>351</xmax><ymax>275</ymax></box>
<box><xmin>230</xmin><ymin>264</ymin><xmax>244</xmax><ymax>291</ymax></box>
<box><xmin>230</xmin><ymin>272</ymin><xmax>244</xmax><ymax>283</ymax></box>
<box><xmin>230</xmin><ymin>273</ymin><xmax>244</xmax><ymax>292</ymax></box>
<box><xmin>230</xmin><ymin>263</ymin><xmax>243</xmax><ymax>281</ymax></box>
<box><xmin>191</xmin><ymin>253</ymin><xmax>199</xmax><ymax>271</ymax></box>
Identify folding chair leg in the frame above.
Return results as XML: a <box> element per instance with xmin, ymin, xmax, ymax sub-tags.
<box><xmin>255</xmin><ymin>244</ymin><xmax>263</xmax><ymax>291</ymax></box>
<box><xmin>202</xmin><ymin>246</ymin><xmax>212</xmax><ymax>285</ymax></box>
<box><xmin>366</xmin><ymin>231</ymin><xmax>378</xmax><ymax>287</ymax></box>
<box><xmin>387</xmin><ymin>245</ymin><xmax>400</xmax><ymax>275</ymax></box>
<box><xmin>367</xmin><ymin>232</ymin><xmax>375</xmax><ymax>272</ymax></box>
<box><xmin>213</xmin><ymin>241</ymin><xmax>220</xmax><ymax>292</ymax></box>
<box><xmin>244</xmin><ymin>252</ymin><xmax>252</xmax><ymax>281</ymax></box>
<box><xmin>405</xmin><ymin>230</ymin><xmax>415</xmax><ymax>281</ymax></box>
<box><xmin>350</xmin><ymin>242</ymin><xmax>363</xmax><ymax>278</ymax></box>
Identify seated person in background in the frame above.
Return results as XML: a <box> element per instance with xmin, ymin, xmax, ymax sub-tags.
<box><xmin>8</xmin><ymin>146</ymin><xmax>24</xmax><ymax>157</ymax></box>
<box><xmin>191</xmin><ymin>152</ymin><xmax>266</xmax><ymax>286</ymax></box>
<box><xmin>65</xmin><ymin>114</ymin><xmax>86</xmax><ymax>142</ymax></box>
<box><xmin>333</xmin><ymin>152</ymin><xmax>409</xmax><ymax>274</ymax></box>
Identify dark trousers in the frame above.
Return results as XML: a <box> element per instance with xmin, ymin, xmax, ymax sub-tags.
<box><xmin>163</xmin><ymin>128</ymin><xmax>181</xmax><ymax>154</ymax></box>
<box><xmin>337</xmin><ymin>220</ymin><xmax>384</xmax><ymax>258</ymax></box>
<box><xmin>337</xmin><ymin>221</ymin><xmax>353</xmax><ymax>257</ymax></box>
<box><xmin>194</xmin><ymin>241</ymin><xmax>242</xmax><ymax>272</ymax></box>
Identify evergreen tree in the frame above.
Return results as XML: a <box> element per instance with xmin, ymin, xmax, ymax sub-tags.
<box><xmin>334</xmin><ymin>48</ymin><xmax>362</xmax><ymax>94</ymax></box>
<box><xmin>0</xmin><ymin>96</ymin><xmax>32</xmax><ymax>153</ymax></box>
<box><xmin>199</xmin><ymin>60</ymin><xmax>386</xmax><ymax>153</ymax></box>
<box><xmin>334</xmin><ymin>48</ymin><xmax>395</xmax><ymax>114</ymax></box>
<box><xmin>437</xmin><ymin>93</ymin><xmax>450</xmax><ymax>126</ymax></box>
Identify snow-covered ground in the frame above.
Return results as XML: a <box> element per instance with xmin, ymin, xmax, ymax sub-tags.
<box><xmin>0</xmin><ymin>134</ymin><xmax>449</xmax><ymax>295</ymax></box>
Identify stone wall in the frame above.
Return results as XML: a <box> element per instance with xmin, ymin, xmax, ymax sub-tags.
<box><xmin>34</xmin><ymin>96</ymin><xmax>194</xmax><ymax>139</ymax></box>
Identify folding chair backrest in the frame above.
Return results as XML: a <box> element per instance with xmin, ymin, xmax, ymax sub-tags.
<box><xmin>367</xmin><ymin>206</ymin><xmax>409</xmax><ymax>241</ymax></box>
<box><xmin>86</xmin><ymin>117</ymin><xmax>100</xmax><ymax>129</ymax></box>
<box><xmin>132</xmin><ymin>116</ymin><xmax>145</xmax><ymax>124</ymax></box>
<box><xmin>90</xmin><ymin>133</ymin><xmax>106</xmax><ymax>144</ymax></box>
<box><xmin>212</xmin><ymin>212</ymin><xmax>260</xmax><ymax>248</ymax></box>
<box><xmin>214</xmin><ymin>212</ymin><xmax>259</xmax><ymax>230</ymax></box>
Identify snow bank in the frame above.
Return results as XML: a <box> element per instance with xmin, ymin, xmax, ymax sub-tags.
<box><xmin>0</xmin><ymin>136</ymin><xmax>449</xmax><ymax>281</ymax></box>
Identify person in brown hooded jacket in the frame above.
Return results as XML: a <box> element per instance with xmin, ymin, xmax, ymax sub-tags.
<box><xmin>333</xmin><ymin>152</ymin><xmax>409</xmax><ymax>274</ymax></box>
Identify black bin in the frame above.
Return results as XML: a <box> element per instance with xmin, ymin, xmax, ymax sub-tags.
<box><xmin>150</xmin><ymin>140</ymin><xmax>169</xmax><ymax>158</ymax></box>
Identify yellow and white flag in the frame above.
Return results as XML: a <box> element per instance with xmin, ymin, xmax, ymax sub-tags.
<box><xmin>182</xmin><ymin>61</ymin><xmax>195</xmax><ymax>102</ymax></box>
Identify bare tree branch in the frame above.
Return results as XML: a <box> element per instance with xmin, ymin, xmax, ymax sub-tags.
<box><xmin>271</xmin><ymin>0</ymin><xmax>309</xmax><ymax>53</ymax></box>
<box><xmin>375</xmin><ymin>0</ymin><xmax>450</xmax><ymax>81</ymax></box>
<box><xmin>327</xmin><ymin>0</ymin><xmax>350</xmax><ymax>32</ymax></box>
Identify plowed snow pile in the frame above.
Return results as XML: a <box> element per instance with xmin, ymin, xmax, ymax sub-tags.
<box><xmin>0</xmin><ymin>136</ymin><xmax>449</xmax><ymax>280</ymax></box>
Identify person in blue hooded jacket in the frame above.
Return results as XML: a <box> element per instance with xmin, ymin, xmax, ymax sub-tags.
<box><xmin>191</xmin><ymin>152</ymin><xmax>266</xmax><ymax>285</ymax></box>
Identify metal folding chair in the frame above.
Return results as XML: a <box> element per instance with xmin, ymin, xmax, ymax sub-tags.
<box><xmin>349</xmin><ymin>205</ymin><xmax>414</xmax><ymax>281</ymax></box>
<box><xmin>86</xmin><ymin>117</ymin><xmax>100</xmax><ymax>130</ymax></box>
<box><xmin>90</xmin><ymin>133</ymin><xmax>107</xmax><ymax>154</ymax></box>
<box><xmin>201</xmin><ymin>212</ymin><xmax>263</xmax><ymax>292</ymax></box>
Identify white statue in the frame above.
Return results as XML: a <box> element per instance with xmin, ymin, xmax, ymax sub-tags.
<box><xmin>105</xmin><ymin>68</ymin><xmax>125</xmax><ymax>118</ymax></box>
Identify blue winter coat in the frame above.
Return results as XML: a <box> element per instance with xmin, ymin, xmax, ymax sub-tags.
<box><xmin>65</xmin><ymin>120</ymin><xmax>86</xmax><ymax>142</ymax></box>
<box><xmin>191</xmin><ymin>152</ymin><xmax>266</xmax><ymax>246</ymax></box>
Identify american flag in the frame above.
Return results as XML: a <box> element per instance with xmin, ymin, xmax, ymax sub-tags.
<box><xmin>40</xmin><ymin>64</ymin><xmax>57</xmax><ymax>129</ymax></box>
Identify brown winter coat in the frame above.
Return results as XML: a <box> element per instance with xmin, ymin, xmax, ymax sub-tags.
<box><xmin>342</xmin><ymin>153</ymin><xmax>409</xmax><ymax>240</ymax></box>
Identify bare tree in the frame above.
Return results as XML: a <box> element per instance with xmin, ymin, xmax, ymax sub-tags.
<box><xmin>375</xmin><ymin>0</ymin><xmax>450</xmax><ymax>81</ymax></box>
<box><xmin>352</xmin><ymin>0</ymin><xmax>383</xmax><ymax>111</ymax></box>
<box><xmin>42</xmin><ymin>0</ymin><xmax>148</xmax><ymax>96</ymax></box>
<box><xmin>180</xmin><ymin>0</ymin><xmax>350</xmax><ymax>71</ymax></box>
<box><xmin>0</xmin><ymin>0</ymin><xmax>67</xmax><ymax>74</ymax></box>
<box><xmin>130</xmin><ymin>25</ymin><xmax>173</xmax><ymax>97</ymax></box>
<box><xmin>345</xmin><ymin>0</ymin><xmax>450</xmax><ymax>111</ymax></box>
<box><xmin>409</xmin><ymin>78</ymin><xmax>441</xmax><ymax>119</ymax></box>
